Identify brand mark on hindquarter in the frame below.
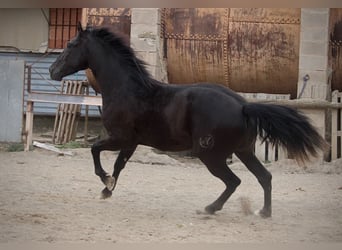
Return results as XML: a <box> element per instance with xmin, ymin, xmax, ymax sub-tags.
<box><xmin>199</xmin><ymin>134</ymin><xmax>214</xmax><ymax>149</ymax></box>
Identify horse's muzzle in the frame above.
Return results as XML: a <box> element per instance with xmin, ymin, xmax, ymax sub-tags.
<box><xmin>49</xmin><ymin>65</ymin><xmax>62</xmax><ymax>81</ymax></box>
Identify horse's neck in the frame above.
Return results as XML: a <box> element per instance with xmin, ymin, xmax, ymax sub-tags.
<box><xmin>89</xmin><ymin>54</ymin><xmax>154</xmax><ymax>103</ymax></box>
<box><xmin>88</xmin><ymin>52</ymin><xmax>126</xmax><ymax>96</ymax></box>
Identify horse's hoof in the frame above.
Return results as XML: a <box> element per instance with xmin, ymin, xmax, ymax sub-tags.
<box><xmin>101</xmin><ymin>187</ymin><xmax>112</xmax><ymax>199</ymax></box>
<box><xmin>254</xmin><ymin>209</ymin><xmax>271</xmax><ymax>218</ymax></box>
<box><xmin>204</xmin><ymin>205</ymin><xmax>217</xmax><ymax>215</ymax></box>
<box><xmin>104</xmin><ymin>175</ymin><xmax>116</xmax><ymax>191</ymax></box>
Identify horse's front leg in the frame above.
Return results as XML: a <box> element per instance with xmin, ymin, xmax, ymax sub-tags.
<box><xmin>100</xmin><ymin>147</ymin><xmax>137</xmax><ymax>198</ymax></box>
<box><xmin>91</xmin><ymin>138</ymin><xmax>121</xmax><ymax>192</ymax></box>
<box><xmin>91</xmin><ymin>138</ymin><xmax>137</xmax><ymax>199</ymax></box>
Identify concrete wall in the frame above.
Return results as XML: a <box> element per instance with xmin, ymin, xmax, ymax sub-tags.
<box><xmin>297</xmin><ymin>8</ymin><xmax>331</xmax><ymax>160</ymax></box>
<box><xmin>0</xmin><ymin>9</ymin><xmax>49</xmax><ymax>53</ymax></box>
<box><xmin>297</xmin><ymin>8</ymin><xmax>331</xmax><ymax>100</ymax></box>
<box><xmin>0</xmin><ymin>59</ymin><xmax>25</xmax><ymax>142</ymax></box>
<box><xmin>130</xmin><ymin>8</ymin><xmax>168</xmax><ymax>82</ymax></box>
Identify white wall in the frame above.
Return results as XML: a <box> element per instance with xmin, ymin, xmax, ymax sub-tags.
<box><xmin>0</xmin><ymin>9</ymin><xmax>49</xmax><ymax>52</ymax></box>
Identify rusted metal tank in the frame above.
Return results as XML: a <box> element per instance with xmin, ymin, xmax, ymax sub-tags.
<box><xmin>162</xmin><ymin>8</ymin><xmax>301</xmax><ymax>98</ymax></box>
<box><xmin>329</xmin><ymin>8</ymin><xmax>342</xmax><ymax>92</ymax></box>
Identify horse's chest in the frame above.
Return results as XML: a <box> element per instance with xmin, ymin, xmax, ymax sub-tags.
<box><xmin>101</xmin><ymin>106</ymin><xmax>136</xmax><ymax>133</ymax></box>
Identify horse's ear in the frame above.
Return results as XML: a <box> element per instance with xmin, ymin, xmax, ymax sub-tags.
<box><xmin>77</xmin><ymin>22</ymin><xmax>84</xmax><ymax>33</ymax></box>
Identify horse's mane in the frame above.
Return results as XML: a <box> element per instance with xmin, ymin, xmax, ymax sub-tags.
<box><xmin>89</xmin><ymin>27</ymin><xmax>156</xmax><ymax>89</ymax></box>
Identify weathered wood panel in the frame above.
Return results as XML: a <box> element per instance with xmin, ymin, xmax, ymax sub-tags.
<box><xmin>162</xmin><ymin>8</ymin><xmax>301</xmax><ymax>98</ymax></box>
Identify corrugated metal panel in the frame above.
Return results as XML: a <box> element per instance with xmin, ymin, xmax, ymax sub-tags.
<box><xmin>0</xmin><ymin>52</ymin><xmax>101</xmax><ymax>117</ymax></box>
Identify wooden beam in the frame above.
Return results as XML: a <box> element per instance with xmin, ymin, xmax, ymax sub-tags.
<box><xmin>24</xmin><ymin>101</ymin><xmax>34</xmax><ymax>151</ymax></box>
<box><xmin>246</xmin><ymin>98</ymin><xmax>342</xmax><ymax>109</ymax></box>
<box><xmin>27</xmin><ymin>92</ymin><xmax>102</xmax><ymax>106</ymax></box>
<box><xmin>27</xmin><ymin>92</ymin><xmax>342</xmax><ymax>109</ymax></box>
<box><xmin>24</xmin><ymin>92</ymin><xmax>102</xmax><ymax>151</ymax></box>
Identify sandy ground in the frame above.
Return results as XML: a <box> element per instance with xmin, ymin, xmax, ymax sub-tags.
<box><xmin>0</xmin><ymin>145</ymin><xmax>341</xmax><ymax>243</ymax></box>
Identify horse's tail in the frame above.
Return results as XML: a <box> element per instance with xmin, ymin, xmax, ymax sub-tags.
<box><xmin>242</xmin><ymin>103</ymin><xmax>328</xmax><ymax>162</ymax></box>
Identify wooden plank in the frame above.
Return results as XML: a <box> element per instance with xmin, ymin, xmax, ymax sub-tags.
<box><xmin>28</xmin><ymin>92</ymin><xmax>342</xmax><ymax>109</ymax></box>
<box><xmin>249</xmin><ymin>93</ymin><xmax>290</xmax><ymax>162</ymax></box>
<box><xmin>63</xmin><ymin>82</ymin><xmax>74</xmax><ymax>143</ymax></box>
<box><xmin>52</xmin><ymin>81</ymin><xmax>89</xmax><ymax>144</ymax></box>
<box><xmin>24</xmin><ymin>101</ymin><xmax>34</xmax><ymax>151</ymax></box>
<box><xmin>84</xmin><ymin>85</ymin><xmax>90</xmax><ymax>145</ymax></box>
<box><xmin>66</xmin><ymin>82</ymin><xmax>81</xmax><ymax>142</ymax></box>
<box><xmin>52</xmin><ymin>80</ymin><xmax>65</xmax><ymax>144</ymax></box>
<box><xmin>27</xmin><ymin>92</ymin><xmax>102</xmax><ymax>106</ymax></box>
<box><xmin>70</xmin><ymin>82</ymin><xmax>84</xmax><ymax>141</ymax></box>
<box><xmin>33</xmin><ymin>141</ymin><xmax>74</xmax><ymax>156</ymax></box>
<box><xmin>245</xmin><ymin>98</ymin><xmax>342</xmax><ymax>109</ymax></box>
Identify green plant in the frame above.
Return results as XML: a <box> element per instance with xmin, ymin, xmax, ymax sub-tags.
<box><xmin>6</xmin><ymin>143</ymin><xmax>24</xmax><ymax>152</ymax></box>
<box><xmin>56</xmin><ymin>141</ymin><xmax>86</xmax><ymax>149</ymax></box>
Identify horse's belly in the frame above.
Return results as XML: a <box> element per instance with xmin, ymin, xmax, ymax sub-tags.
<box><xmin>140</xmin><ymin>132</ymin><xmax>193</xmax><ymax>152</ymax></box>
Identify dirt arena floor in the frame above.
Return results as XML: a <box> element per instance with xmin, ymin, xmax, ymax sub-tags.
<box><xmin>0</xmin><ymin>144</ymin><xmax>341</xmax><ymax>243</ymax></box>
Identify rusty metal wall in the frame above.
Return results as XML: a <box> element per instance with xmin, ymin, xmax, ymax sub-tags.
<box><xmin>162</xmin><ymin>8</ymin><xmax>301</xmax><ymax>98</ymax></box>
<box><xmin>85</xmin><ymin>8</ymin><xmax>131</xmax><ymax>36</ymax></box>
<box><xmin>329</xmin><ymin>8</ymin><xmax>342</xmax><ymax>92</ymax></box>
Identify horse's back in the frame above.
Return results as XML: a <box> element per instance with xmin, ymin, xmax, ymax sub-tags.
<box><xmin>166</xmin><ymin>84</ymin><xmax>251</xmax><ymax>156</ymax></box>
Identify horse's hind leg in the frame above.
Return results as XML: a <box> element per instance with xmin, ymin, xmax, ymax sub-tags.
<box><xmin>199</xmin><ymin>154</ymin><xmax>241</xmax><ymax>214</ymax></box>
<box><xmin>236</xmin><ymin>150</ymin><xmax>272</xmax><ymax>218</ymax></box>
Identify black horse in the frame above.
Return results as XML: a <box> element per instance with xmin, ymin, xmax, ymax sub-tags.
<box><xmin>50</xmin><ymin>23</ymin><xmax>327</xmax><ymax>218</ymax></box>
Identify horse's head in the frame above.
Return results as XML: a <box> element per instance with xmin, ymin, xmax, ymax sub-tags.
<box><xmin>50</xmin><ymin>22</ymin><xmax>89</xmax><ymax>81</ymax></box>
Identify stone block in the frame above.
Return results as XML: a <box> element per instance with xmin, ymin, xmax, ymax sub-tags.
<box><xmin>299</xmin><ymin>55</ymin><xmax>328</xmax><ymax>71</ymax></box>
<box><xmin>155</xmin><ymin>65</ymin><xmax>169</xmax><ymax>82</ymax></box>
<box><xmin>130</xmin><ymin>23</ymin><xmax>160</xmax><ymax>52</ymax></box>
<box><xmin>300</xmin><ymin>28</ymin><xmax>329</xmax><ymax>42</ymax></box>
<box><xmin>301</xmin><ymin>8</ymin><xmax>329</xmax><ymax>14</ymax></box>
<box><xmin>145</xmin><ymin>64</ymin><xmax>156</xmax><ymax>77</ymax></box>
<box><xmin>130</xmin><ymin>23</ymin><xmax>159</xmax><ymax>39</ymax></box>
<box><xmin>131</xmin><ymin>37</ymin><xmax>157</xmax><ymax>52</ymax></box>
<box><xmin>136</xmin><ymin>51</ymin><xmax>158</xmax><ymax>66</ymax></box>
<box><xmin>300</xmin><ymin>109</ymin><xmax>326</xmax><ymax>138</ymax></box>
<box><xmin>298</xmin><ymin>69</ymin><xmax>329</xmax><ymax>84</ymax></box>
<box><xmin>300</xmin><ymin>41</ymin><xmax>328</xmax><ymax>57</ymax></box>
<box><xmin>297</xmin><ymin>80</ymin><xmax>328</xmax><ymax>99</ymax></box>
<box><xmin>131</xmin><ymin>8</ymin><xmax>160</xmax><ymax>25</ymax></box>
<box><xmin>301</xmin><ymin>10</ymin><xmax>329</xmax><ymax>29</ymax></box>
